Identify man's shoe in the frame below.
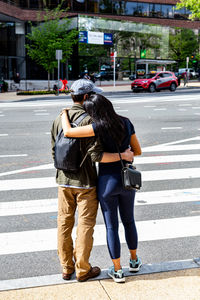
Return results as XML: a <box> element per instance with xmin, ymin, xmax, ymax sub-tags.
<box><xmin>129</xmin><ymin>256</ymin><xmax>142</xmax><ymax>272</ymax></box>
<box><xmin>77</xmin><ymin>266</ymin><xmax>101</xmax><ymax>282</ymax></box>
<box><xmin>62</xmin><ymin>271</ymin><xmax>74</xmax><ymax>280</ymax></box>
<box><xmin>108</xmin><ymin>266</ymin><xmax>125</xmax><ymax>283</ymax></box>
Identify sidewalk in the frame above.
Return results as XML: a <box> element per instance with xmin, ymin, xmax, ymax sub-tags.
<box><xmin>0</xmin><ymin>267</ymin><xmax>200</xmax><ymax>300</ymax></box>
<box><xmin>1</xmin><ymin>81</ymin><xmax>200</xmax><ymax>102</ymax></box>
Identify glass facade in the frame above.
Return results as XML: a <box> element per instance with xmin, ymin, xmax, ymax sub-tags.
<box><xmin>1</xmin><ymin>0</ymin><xmax>191</xmax><ymax>20</ymax></box>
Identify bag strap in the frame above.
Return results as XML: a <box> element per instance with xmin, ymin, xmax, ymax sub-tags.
<box><xmin>116</xmin><ymin>145</ymin><xmax>125</xmax><ymax>169</ymax></box>
<box><xmin>71</xmin><ymin>112</ymin><xmax>89</xmax><ymax>168</ymax></box>
<box><xmin>72</xmin><ymin>112</ymin><xmax>88</xmax><ymax>126</ymax></box>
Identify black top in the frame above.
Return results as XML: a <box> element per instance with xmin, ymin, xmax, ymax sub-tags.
<box><xmin>92</xmin><ymin>117</ymin><xmax>135</xmax><ymax>175</ymax></box>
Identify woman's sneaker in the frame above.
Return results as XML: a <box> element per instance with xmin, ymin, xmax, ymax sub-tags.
<box><xmin>129</xmin><ymin>256</ymin><xmax>142</xmax><ymax>272</ymax></box>
<box><xmin>108</xmin><ymin>266</ymin><xmax>125</xmax><ymax>283</ymax></box>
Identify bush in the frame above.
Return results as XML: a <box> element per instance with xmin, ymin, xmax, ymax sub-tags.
<box><xmin>16</xmin><ymin>90</ymin><xmax>70</xmax><ymax>96</ymax></box>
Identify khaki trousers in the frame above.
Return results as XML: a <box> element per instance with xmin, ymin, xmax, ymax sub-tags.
<box><xmin>57</xmin><ymin>186</ymin><xmax>98</xmax><ymax>278</ymax></box>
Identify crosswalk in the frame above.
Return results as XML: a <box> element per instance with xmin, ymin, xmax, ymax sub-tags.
<box><xmin>0</xmin><ymin>131</ymin><xmax>200</xmax><ymax>285</ymax></box>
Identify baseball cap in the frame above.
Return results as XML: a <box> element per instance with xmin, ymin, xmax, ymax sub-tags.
<box><xmin>70</xmin><ymin>79</ymin><xmax>103</xmax><ymax>95</ymax></box>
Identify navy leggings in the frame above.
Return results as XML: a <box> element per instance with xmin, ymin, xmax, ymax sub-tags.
<box><xmin>97</xmin><ymin>173</ymin><xmax>138</xmax><ymax>259</ymax></box>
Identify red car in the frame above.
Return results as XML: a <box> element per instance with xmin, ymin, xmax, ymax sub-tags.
<box><xmin>131</xmin><ymin>71</ymin><xmax>178</xmax><ymax>93</ymax></box>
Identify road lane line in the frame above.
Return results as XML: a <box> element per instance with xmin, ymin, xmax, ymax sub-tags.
<box><xmin>0</xmin><ymin>154</ymin><xmax>27</xmax><ymax>158</ymax></box>
<box><xmin>143</xmin><ymin>144</ymin><xmax>200</xmax><ymax>152</ymax></box>
<box><xmin>1</xmin><ymin>188</ymin><xmax>200</xmax><ymax>216</ymax></box>
<box><xmin>0</xmin><ymin>134</ymin><xmax>8</xmax><ymax>136</ymax></box>
<box><xmin>0</xmin><ymin>163</ymin><xmax>52</xmax><ymax>177</ymax></box>
<box><xmin>161</xmin><ymin>127</ymin><xmax>182</xmax><ymax>130</ymax></box>
<box><xmin>135</xmin><ymin>154</ymin><xmax>200</xmax><ymax>164</ymax></box>
<box><xmin>0</xmin><ymin>168</ymin><xmax>200</xmax><ymax>191</ymax></box>
<box><xmin>0</xmin><ymin>216</ymin><xmax>199</xmax><ymax>255</ymax></box>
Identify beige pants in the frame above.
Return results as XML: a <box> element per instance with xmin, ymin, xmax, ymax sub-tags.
<box><xmin>57</xmin><ymin>186</ymin><xmax>98</xmax><ymax>278</ymax></box>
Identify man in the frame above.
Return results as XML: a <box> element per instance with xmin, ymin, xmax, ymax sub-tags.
<box><xmin>51</xmin><ymin>79</ymin><xmax>133</xmax><ymax>282</ymax></box>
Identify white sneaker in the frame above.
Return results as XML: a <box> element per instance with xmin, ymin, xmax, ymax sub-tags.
<box><xmin>108</xmin><ymin>266</ymin><xmax>125</xmax><ymax>283</ymax></box>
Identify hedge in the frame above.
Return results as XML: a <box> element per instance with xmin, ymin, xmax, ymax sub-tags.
<box><xmin>17</xmin><ymin>90</ymin><xmax>70</xmax><ymax>96</ymax></box>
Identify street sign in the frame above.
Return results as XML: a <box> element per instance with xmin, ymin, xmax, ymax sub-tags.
<box><xmin>56</xmin><ymin>50</ymin><xmax>62</xmax><ymax>60</ymax></box>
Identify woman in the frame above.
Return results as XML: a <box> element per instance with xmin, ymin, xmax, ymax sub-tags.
<box><xmin>61</xmin><ymin>94</ymin><xmax>142</xmax><ymax>283</ymax></box>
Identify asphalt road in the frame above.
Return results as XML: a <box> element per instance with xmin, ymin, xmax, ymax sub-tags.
<box><xmin>0</xmin><ymin>89</ymin><xmax>200</xmax><ymax>281</ymax></box>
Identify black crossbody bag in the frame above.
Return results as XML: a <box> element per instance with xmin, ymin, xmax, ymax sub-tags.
<box><xmin>117</xmin><ymin>147</ymin><xmax>142</xmax><ymax>191</ymax></box>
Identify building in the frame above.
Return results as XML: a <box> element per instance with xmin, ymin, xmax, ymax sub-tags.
<box><xmin>0</xmin><ymin>0</ymin><xmax>200</xmax><ymax>82</ymax></box>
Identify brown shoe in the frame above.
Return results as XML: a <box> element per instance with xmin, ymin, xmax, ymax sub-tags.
<box><xmin>77</xmin><ymin>266</ymin><xmax>101</xmax><ymax>282</ymax></box>
<box><xmin>62</xmin><ymin>271</ymin><xmax>74</xmax><ymax>280</ymax></box>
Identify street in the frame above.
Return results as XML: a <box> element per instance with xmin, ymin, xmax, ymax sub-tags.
<box><xmin>0</xmin><ymin>89</ymin><xmax>200</xmax><ymax>281</ymax></box>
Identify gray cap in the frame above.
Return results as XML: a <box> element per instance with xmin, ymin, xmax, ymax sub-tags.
<box><xmin>70</xmin><ymin>79</ymin><xmax>103</xmax><ymax>95</ymax></box>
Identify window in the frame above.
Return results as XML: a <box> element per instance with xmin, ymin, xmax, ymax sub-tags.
<box><xmin>161</xmin><ymin>5</ymin><xmax>173</xmax><ymax>19</ymax></box>
<box><xmin>87</xmin><ymin>0</ymin><xmax>99</xmax><ymax>13</ymax></box>
<box><xmin>125</xmin><ymin>2</ymin><xmax>138</xmax><ymax>16</ymax></box>
<box><xmin>149</xmin><ymin>4</ymin><xmax>161</xmax><ymax>18</ymax></box>
<box><xmin>137</xmin><ymin>3</ymin><xmax>149</xmax><ymax>17</ymax></box>
<box><xmin>173</xmin><ymin>7</ymin><xmax>187</xmax><ymax>20</ymax></box>
<box><xmin>163</xmin><ymin>73</ymin><xmax>171</xmax><ymax>77</ymax></box>
<box><xmin>99</xmin><ymin>0</ymin><xmax>112</xmax><ymax>14</ymax></box>
<box><xmin>113</xmin><ymin>1</ymin><xmax>125</xmax><ymax>15</ymax></box>
<box><xmin>73</xmin><ymin>0</ymin><xmax>86</xmax><ymax>12</ymax></box>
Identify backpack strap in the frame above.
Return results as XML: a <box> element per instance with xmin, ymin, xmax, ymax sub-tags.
<box><xmin>72</xmin><ymin>112</ymin><xmax>88</xmax><ymax>127</ymax></box>
<box><xmin>71</xmin><ymin>112</ymin><xmax>89</xmax><ymax>168</ymax></box>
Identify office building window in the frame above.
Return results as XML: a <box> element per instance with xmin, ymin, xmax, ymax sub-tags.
<box><xmin>149</xmin><ymin>4</ymin><xmax>161</xmax><ymax>18</ymax></box>
<box><xmin>125</xmin><ymin>2</ymin><xmax>138</xmax><ymax>16</ymax></box>
<box><xmin>73</xmin><ymin>0</ymin><xmax>86</xmax><ymax>12</ymax></box>
<box><xmin>137</xmin><ymin>3</ymin><xmax>149</xmax><ymax>17</ymax></box>
<box><xmin>161</xmin><ymin>5</ymin><xmax>173</xmax><ymax>19</ymax></box>
<box><xmin>113</xmin><ymin>1</ymin><xmax>125</xmax><ymax>15</ymax></box>
<box><xmin>174</xmin><ymin>7</ymin><xmax>188</xmax><ymax>20</ymax></box>
<box><xmin>99</xmin><ymin>0</ymin><xmax>112</xmax><ymax>13</ymax></box>
<box><xmin>87</xmin><ymin>0</ymin><xmax>99</xmax><ymax>13</ymax></box>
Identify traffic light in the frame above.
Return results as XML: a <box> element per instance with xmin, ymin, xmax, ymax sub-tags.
<box><xmin>191</xmin><ymin>54</ymin><xmax>197</xmax><ymax>63</ymax></box>
<box><xmin>140</xmin><ymin>48</ymin><xmax>146</xmax><ymax>59</ymax></box>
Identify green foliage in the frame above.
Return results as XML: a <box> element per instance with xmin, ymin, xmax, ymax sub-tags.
<box><xmin>26</xmin><ymin>4</ymin><xmax>78</xmax><ymax>74</ymax></box>
<box><xmin>176</xmin><ymin>0</ymin><xmax>200</xmax><ymax>20</ymax></box>
<box><xmin>169</xmin><ymin>28</ymin><xmax>199</xmax><ymax>67</ymax></box>
<box><xmin>17</xmin><ymin>90</ymin><xmax>70</xmax><ymax>95</ymax></box>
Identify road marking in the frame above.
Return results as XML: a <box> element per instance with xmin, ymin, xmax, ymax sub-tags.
<box><xmin>178</xmin><ymin>104</ymin><xmax>191</xmax><ymax>106</ymax></box>
<box><xmin>178</xmin><ymin>109</ymin><xmax>186</xmax><ymax>111</ymax></box>
<box><xmin>143</xmin><ymin>136</ymin><xmax>200</xmax><ymax>152</ymax></box>
<box><xmin>1</xmin><ymin>187</ymin><xmax>200</xmax><ymax>216</ymax></box>
<box><xmin>194</xmin><ymin>113</ymin><xmax>200</xmax><ymax>115</ymax></box>
<box><xmin>115</xmin><ymin>110</ymin><xmax>128</xmax><ymax>112</ymax></box>
<box><xmin>0</xmin><ymin>154</ymin><xmax>27</xmax><ymax>158</ymax></box>
<box><xmin>34</xmin><ymin>110</ymin><xmax>47</xmax><ymax>112</ymax></box>
<box><xmin>0</xmin><ymin>167</ymin><xmax>200</xmax><ymax>191</ymax></box>
<box><xmin>0</xmin><ymin>216</ymin><xmax>199</xmax><ymax>255</ymax></box>
<box><xmin>45</xmin><ymin>132</ymin><xmax>51</xmax><ymax>135</ymax></box>
<box><xmin>161</xmin><ymin>127</ymin><xmax>182</xmax><ymax>130</ymax></box>
<box><xmin>0</xmin><ymin>163</ymin><xmax>52</xmax><ymax>177</ymax></box>
<box><xmin>144</xmin><ymin>105</ymin><xmax>156</xmax><ymax>108</ymax></box>
<box><xmin>34</xmin><ymin>113</ymin><xmax>49</xmax><ymax>116</ymax></box>
<box><xmin>154</xmin><ymin>108</ymin><xmax>166</xmax><ymax>111</ymax></box>
<box><xmin>0</xmin><ymin>115</ymin><xmax>5</xmax><ymax>117</ymax></box>
<box><xmin>192</xmin><ymin>107</ymin><xmax>200</xmax><ymax>109</ymax></box>
<box><xmin>0</xmin><ymin>134</ymin><xmax>8</xmax><ymax>136</ymax></box>
<box><xmin>135</xmin><ymin>154</ymin><xmax>200</xmax><ymax>164</ymax></box>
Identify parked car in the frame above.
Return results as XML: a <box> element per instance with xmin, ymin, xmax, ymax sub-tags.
<box><xmin>178</xmin><ymin>68</ymin><xmax>198</xmax><ymax>79</ymax></box>
<box><xmin>94</xmin><ymin>71</ymin><xmax>118</xmax><ymax>81</ymax></box>
<box><xmin>131</xmin><ymin>71</ymin><xmax>178</xmax><ymax>93</ymax></box>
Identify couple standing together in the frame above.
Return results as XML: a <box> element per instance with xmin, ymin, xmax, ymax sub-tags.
<box><xmin>51</xmin><ymin>79</ymin><xmax>142</xmax><ymax>283</ymax></box>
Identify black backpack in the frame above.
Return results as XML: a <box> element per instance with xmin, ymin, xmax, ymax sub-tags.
<box><xmin>54</xmin><ymin>112</ymin><xmax>88</xmax><ymax>172</ymax></box>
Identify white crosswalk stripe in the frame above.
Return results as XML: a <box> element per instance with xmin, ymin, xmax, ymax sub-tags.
<box><xmin>0</xmin><ymin>131</ymin><xmax>200</xmax><ymax>283</ymax></box>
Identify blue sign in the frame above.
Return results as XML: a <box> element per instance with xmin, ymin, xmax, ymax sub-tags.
<box><xmin>104</xmin><ymin>33</ymin><xmax>113</xmax><ymax>45</ymax></box>
<box><xmin>79</xmin><ymin>31</ymin><xmax>87</xmax><ymax>43</ymax></box>
<box><xmin>79</xmin><ymin>31</ymin><xmax>113</xmax><ymax>45</ymax></box>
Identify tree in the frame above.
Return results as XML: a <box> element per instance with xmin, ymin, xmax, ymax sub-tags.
<box><xmin>176</xmin><ymin>0</ymin><xmax>200</xmax><ymax>20</ymax></box>
<box><xmin>26</xmin><ymin>5</ymin><xmax>77</xmax><ymax>90</ymax></box>
<box><xmin>169</xmin><ymin>28</ymin><xmax>198</xmax><ymax>68</ymax></box>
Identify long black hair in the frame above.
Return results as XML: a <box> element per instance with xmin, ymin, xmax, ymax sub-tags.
<box><xmin>83</xmin><ymin>94</ymin><xmax>126</xmax><ymax>144</ymax></box>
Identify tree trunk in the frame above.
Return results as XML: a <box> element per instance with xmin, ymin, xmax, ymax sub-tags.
<box><xmin>48</xmin><ymin>71</ymin><xmax>50</xmax><ymax>91</ymax></box>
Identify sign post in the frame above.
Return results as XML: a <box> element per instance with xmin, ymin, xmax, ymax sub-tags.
<box><xmin>56</xmin><ymin>50</ymin><xmax>62</xmax><ymax>96</ymax></box>
<box><xmin>186</xmin><ymin>57</ymin><xmax>189</xmax><ymax>86</ymax></box>
<box><xmin>111</xmin><ymin>51</ymin><xmax>117</xmax><ymax>87</ymax></box>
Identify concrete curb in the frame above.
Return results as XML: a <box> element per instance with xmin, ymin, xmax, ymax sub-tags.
<box><xmin>0</xmin><ymin>258</ymin><xmax>199</xmax><ymax>292</ymax></box>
